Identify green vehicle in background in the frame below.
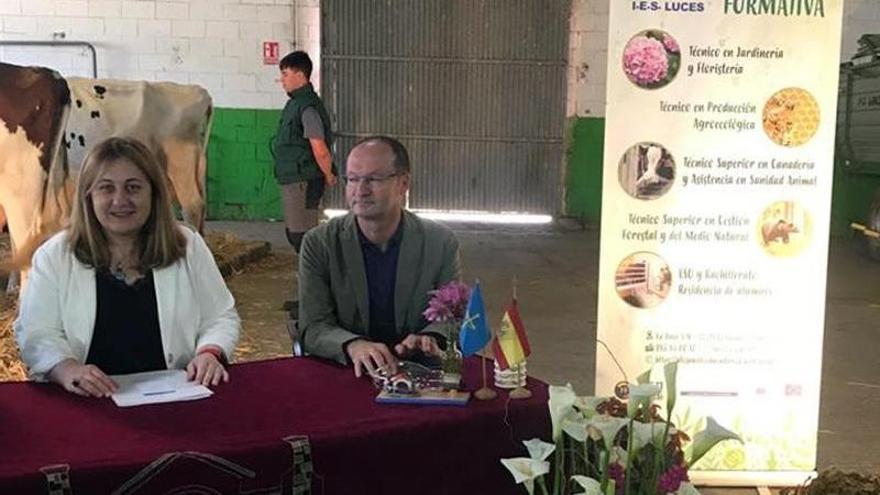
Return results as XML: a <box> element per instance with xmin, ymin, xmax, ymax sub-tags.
<box><xmin>836</xmin><ymin>34</ymin><xmax>880</xmax><ymax>259</ymax></box>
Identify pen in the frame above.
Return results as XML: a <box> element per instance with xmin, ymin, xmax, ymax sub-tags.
<box><xmin>142</xmin><ymin>390</ymin><xmax>176</xmax><ymax>396</ymax></box>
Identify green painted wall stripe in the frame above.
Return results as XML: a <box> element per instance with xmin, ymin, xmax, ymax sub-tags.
<box><xmin>564</xmin><ymin>117</ymin><xmax>604</xmax><ymax>223</ymax></box>
<box><xmin>207</xmin><ymin>107</ymin><xmax>283</xmax><ymax>220</ymax></box>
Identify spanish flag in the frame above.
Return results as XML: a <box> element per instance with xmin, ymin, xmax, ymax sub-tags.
<box><xmin>492</xmin><ymin>298</ymin><xmax>531</xmax><ymax>370</ymax></box>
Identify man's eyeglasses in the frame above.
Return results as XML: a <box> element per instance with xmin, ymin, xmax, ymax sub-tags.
<box><xmin>343</xmin><ymin>172</ymin><xmax>402</xmax><ymax>186</ymax></box>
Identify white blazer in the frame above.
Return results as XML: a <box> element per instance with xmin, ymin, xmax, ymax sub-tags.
<box><xmin>14</xmin><ymin>226</ymin><xmax>241</xmax><ymax>380</ymax></box>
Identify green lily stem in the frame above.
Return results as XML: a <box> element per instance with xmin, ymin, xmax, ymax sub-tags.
<box><xmin>625</xmin><ymin>417</ymin><xmax>635</xmax><ymax>495</ymax></box>
<box><xmin>554</xmin><ymin>438</ymin><xmax>563</xmax><ymax>495</ymax></box>
<box><xmin>647</xmin><ymin>426</ymin><xmax>658</xmax><ymax>493</ymax></box>
<box><xmin>584</xmin><ymin>440</ymin><xmax>590</xmax><ymax>477</ymax></box>
<box><xmin>566</xmin><ymin>447</ymin><xmax>594</xmax><ymax>472</ymax></box>
<box><xmin>537</xmin><ymin>475</ymin><xmax>550</xmax><ymax>495</ymax></box>
<box><xmin>650</xmin><ymin>419</ymin><xmax>672</xmax><ymax>493</ymax></box>
<box><xmin>599</xmin><ymin>447</ymin><xmax>610</xmax><ymax>492</ymax></box>
<box><xmin>655</xmin><ymin>396</ymin><xmax>676</xmax><ymax>492</ymax></box>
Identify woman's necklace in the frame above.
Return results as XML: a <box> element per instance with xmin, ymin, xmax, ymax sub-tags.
<box><xmin>112</xmin><ymin>262</ymin><xmax>127</xmax><ymax>282</ymax></box>
<box><xmin>111</xmin><ymin>256</ymin><xmax>141</xmax><ymax>284</ymax></box>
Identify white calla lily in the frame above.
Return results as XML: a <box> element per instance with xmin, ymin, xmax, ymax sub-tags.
<box><xmin>523</xmin><ymin>438</ymin><xmax>556</xmax><ymax>461</ymax></box>
<box><xmin>688</xmin><ymin>416</ymin><xmax>742</xmax><ymax>467</ymax></box>
<box><xmin>627</xmin><ymin>382</ymin><xmax>661</xmax><ymax>418</ymax></box>
<box><xmin>562</xmin><ymin>413</ymin><xmax>589</xmax><ymax>442</ymax></box>
<box><xmin>630</xmin><ymin>420</ymin><xmax>667</xmax><ymax>452</ymax></box>
<box><xmin>549</xmin><ymin>384</ymin><xmax>577</xmax><ymax>440</ymax></box>
<box><xmin>663</xmin><ymin>361</ymin><xmax>679</xmax><ymax>415</ymax></box>
<box><xmin>500</xmin><ymin>457</ymin><xmax>550</xmax><ymax>495</ymax></box>
<box><xmin>629</xmin><ymin>382</ymin><xmax>661</xmax><ymax>397</ymax></box>
<box><xmin>586</xmin><ymin>414</ymin><xmax>628</xmax><ymax>446</ymax></box>
<box><xmin>571</xmin><ymin>475</ymin><xmax>602</xmax><ymax>495</ymax></box>
<box><xmin>573</xmin><ymin>396</ymin><xmax>608</xmax><ymax>417</ymax></box>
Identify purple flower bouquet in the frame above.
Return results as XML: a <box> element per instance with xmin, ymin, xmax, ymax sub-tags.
<box><xmin>423</xmin><ymin>281</ymin><xmax>471</xmax><ymax>374</ymax></box>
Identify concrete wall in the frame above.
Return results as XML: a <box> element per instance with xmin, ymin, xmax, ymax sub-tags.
<box><xmin>564</xmin><ymin>0</ymin><xmax>608</xmax><ymax>223</ymax></box>
<box><xmin>0</xmin><ymin>0</ymin><xmax>323</xmax><ymax>108</ymax></box>
<box><xmin>563</xmin><ymin>0</ymin><xmax>880</xmax><ymax>226</ymax></box>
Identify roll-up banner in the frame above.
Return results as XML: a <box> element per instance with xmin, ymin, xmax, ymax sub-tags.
<box><xmin>596</xmin><ymin>0</ymin><xmax>844</xmax><ymax>486</ymax></box>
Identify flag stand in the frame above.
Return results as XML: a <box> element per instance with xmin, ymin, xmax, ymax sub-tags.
<box><xmin>495</xmin><ymin>277</ymin><xmax>531</xmax><ymax>400</ymax></box>
<box><xmin>459</xmin><ymin>279</ymin><xmax>496</xmax><ymax>400</ymax></box>
<box><xmin>473</xmin><ymin>355</ymin><xmax>497</xmax><ymax>400</ymax></box>
<box><xmin>508</xmin><ymin>362</ymin><xmax>532</xmax><ymax>400</ymax></box>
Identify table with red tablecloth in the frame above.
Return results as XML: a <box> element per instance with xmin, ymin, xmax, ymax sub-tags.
<box><xmin>0</xmin><ymin>356</ymin><xmax>550</xmax><ymax>494</ymax></box>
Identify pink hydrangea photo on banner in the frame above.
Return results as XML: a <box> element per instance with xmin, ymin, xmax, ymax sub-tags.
<box><xmin>622</xmin><ymin>29</ymin><xmax>681</xmax><ymax>89</ymax></box>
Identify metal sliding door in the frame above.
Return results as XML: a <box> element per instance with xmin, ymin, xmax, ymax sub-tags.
<box><xmin>321</xmin><ymin>0</ymin><xmax>569</xmax><ymax>214</ymax></box>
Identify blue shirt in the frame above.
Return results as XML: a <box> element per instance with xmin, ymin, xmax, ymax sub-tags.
<box><xmin>358</xmin><ymin>220</ymin><xmax>404</xmax><ymax>346</ymax></box>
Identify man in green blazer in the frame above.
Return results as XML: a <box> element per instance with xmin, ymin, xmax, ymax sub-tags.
<box><xmin>298</xmin><ymin>136</ymin><xmax>461</xmax><ymax>377</ymax></box>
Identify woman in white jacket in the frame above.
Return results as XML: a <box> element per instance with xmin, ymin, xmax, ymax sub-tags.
<box><xmin>14</xmin><ymin>137</ymin><xmax>240</xmax><ymax>398</ymax></box>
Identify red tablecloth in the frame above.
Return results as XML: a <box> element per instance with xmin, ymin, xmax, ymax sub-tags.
<box><xmin>0</xmin><ymin>357</ymin><xmax>550</xmax><ymax>494</ymax></box>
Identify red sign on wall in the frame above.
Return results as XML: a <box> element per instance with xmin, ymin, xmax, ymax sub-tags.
<box><xmin>263</xmin><ymin>41</ymin><xmax>280</xmax><ymax>65</ymax></box>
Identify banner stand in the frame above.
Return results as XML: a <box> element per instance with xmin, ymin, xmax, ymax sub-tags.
<box><xmin>596</xmin><ymin>0</ymin><xmax>844</xmax><ymax>486</ymax></box>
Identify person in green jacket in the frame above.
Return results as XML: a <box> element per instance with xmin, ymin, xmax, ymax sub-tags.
<box><xmin>273</xmin><ymin>51</ymin><xmax>336</xmax><ymax>253</ymax></box>
<box><xmin>298</xmin><ymin>137</ymin><xmax>462</xmax><ymax>377</ymax></box>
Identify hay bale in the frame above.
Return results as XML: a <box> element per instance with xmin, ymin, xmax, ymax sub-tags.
<box><xmin>205</xmin><ymin>231</ymin><xmax>271</xmax><ymax>277</ymax></box>
<box><xmin>0</xmin><ymin>233</ymin><xmax>10</xmax><ymax>289</ymax></box>
<box><xmin>0</xmin><ymin>296</ymin><xmax>26</xmax><ymax>382</ymax></box>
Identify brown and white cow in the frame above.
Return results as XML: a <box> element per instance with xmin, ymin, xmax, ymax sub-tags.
<box><xmin>1</xmin><ymin>66</ymin><xmax>213</xmax><ymax>293</ymax></box>
<box><xmin>0</xmin><ymin>62</ymin><xmax>72</xmax><ymax>287</ymax></box>
<box><xmin>65</xmin><ymin>78</ymin><xmax>213</xmax><ymax>232</ymax></box>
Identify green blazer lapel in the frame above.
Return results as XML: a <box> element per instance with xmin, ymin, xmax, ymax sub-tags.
<box><xmin>395</xmin><ymin>211</ymin><xmax>422</xmax><ymax>333</ymax></box>
<box><xmin>341</xmin><ymin>214</ymin><xmax>370</xmax><ymax>325</ymax></box>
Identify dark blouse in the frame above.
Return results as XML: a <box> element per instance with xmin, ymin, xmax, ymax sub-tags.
<box><xmin>85</xmin><ymin>270</ymin><xmax>166</xmax><ymax>375</ymax></box>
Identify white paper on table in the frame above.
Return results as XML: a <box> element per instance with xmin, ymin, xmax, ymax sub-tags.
<box><xmin>110</xmin><ymin>369</ymin><xmax>213</xmax><ymax>407</ymax></box>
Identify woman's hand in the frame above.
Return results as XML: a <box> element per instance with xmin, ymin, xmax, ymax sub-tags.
<box><xmin>49</xmin><ymin>359</ymin><xmax>118</xmax><ymax>398</ymax></box>
<box><xmin>186</xmin><ymin>347</ymin><xmax>229</xmax><ymax>386</ymax></box>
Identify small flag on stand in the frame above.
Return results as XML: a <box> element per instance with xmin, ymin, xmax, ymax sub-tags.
<box><xmin>459</xmin><ymin>282</ymin><xmax>490</xmax><ymax>357</ymax></box>
<box><xmin>459</xmin><ymin>281</ymin><xmax>497</xmax><ymax>401</ymax></box>
<box><xmin>492</xmin><ymin>298</ymin><xmax>531</xmax><ymax>370</ymax></box>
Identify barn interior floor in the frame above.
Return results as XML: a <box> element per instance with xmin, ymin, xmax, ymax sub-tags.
<box><xmin>213</xmin><ymin>218</ymin><xmax>880</xmax><ymax>491</ymax></box>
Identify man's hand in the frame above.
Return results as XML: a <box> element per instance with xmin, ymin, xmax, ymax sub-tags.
<box><xmin>49</xmin><ymin>359</ymin><xmax>118</xmax><ymax>398</ymax></box>
<box><xmin>346</xmin><ymin>339</ymin><xmax>397</xmax><ymax>378</ymax></box>
<box><xmin>308</xmin><ymin>137</ymin><xmax>335</xmax><ymax>187</ymax></box>
<box><xmin>186</xmin><ymin>350</ymin><xmax>229</xmax><ymax>386</ymax></box>
<box><xmin>394</xmin><ymin>334</ymin><xmax>441</xmax><ymax>358</ymax></box>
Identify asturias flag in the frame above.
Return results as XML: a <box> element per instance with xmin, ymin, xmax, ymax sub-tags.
<box><xmin>459</xmin><ymin>282</ymin><xmax>490</xmax><ymax>356</ymax></box>
<box><xmin>491</xmin><ymin>298</ymin><xmax>531</xmax><ymax>369</ymax></box>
